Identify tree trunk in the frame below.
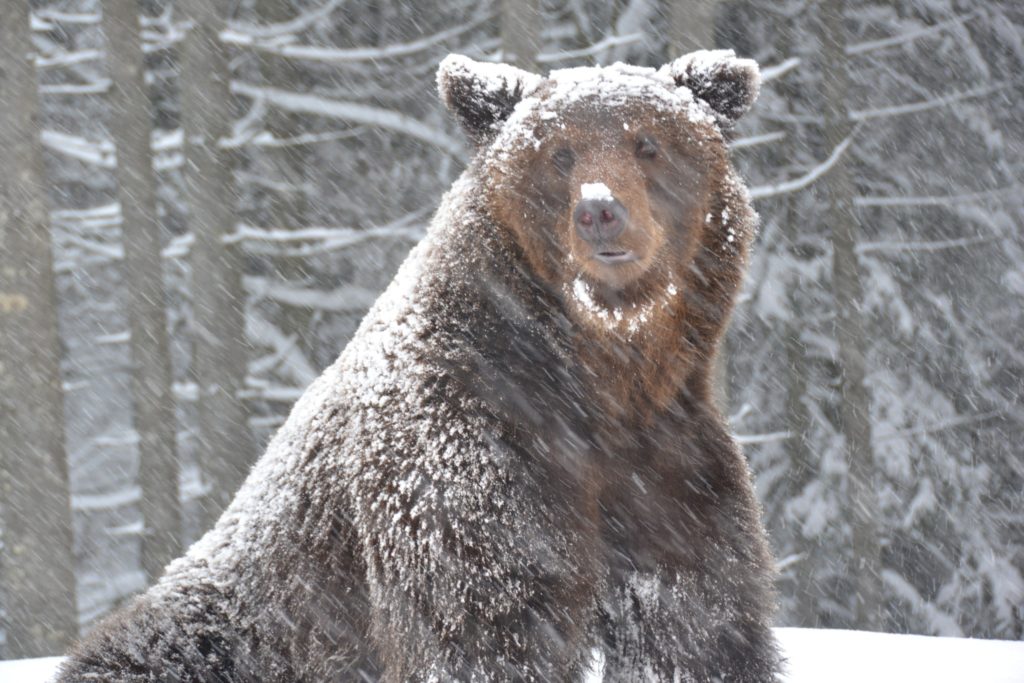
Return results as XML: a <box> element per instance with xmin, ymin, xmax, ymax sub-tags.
<box><xmin>772</xmin><ymin>10</ymin><xmax>820</xmax><ymax>628</ymax></box>
<box><xmin>819</xmin><ymin>0</ymin><xmax>882</xmax><ymax>630</ymax></box>
<box><xmin>668</xmin><ymin>0</ymin><xmax>718</xmax><ymax>54</ymax></box>
<box><xmin>178</xmin><ymin>0</ymin><xmax>255</xmax><ymax>531</ymax></box>
<box><xmin>0</xmin><ymin>0</ymin><xmax>79</xmax><ymax>657</ymax></box>
<box><xmin>667</xmin><ymin>1</ymin><xmax>728</xmax><ymax>412</ymax></box>
<box><xmin>501</xmin><ymin>0</ymin><xmax>541</xmax><ymax>72</ymax></box>
<box><xmin>256</xmin><ymin>0</ymin><xmax>318</xmax><ymax>390</ymax></box>
<box><xmin>102</xmin><ymin>0</ymin><xmax>182</xmax><ymax>582</ymax></box>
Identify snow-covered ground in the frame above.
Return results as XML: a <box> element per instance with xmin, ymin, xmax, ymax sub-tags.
<box><xmin>0</xmin><ymin>656</ymin><xmax>65</xmax><ymax>682</ymax></box>
<box><xmin>2</xmin><ymin>629</ymin><xmax>1022</xmax><ymax>682</ymax></box>
<box><xmin>774</xmin><ymin>628</ymin><xmax>1024</xmax><ymax>683</ymax></box>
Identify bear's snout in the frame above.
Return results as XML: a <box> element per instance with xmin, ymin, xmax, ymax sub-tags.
<box><xmin>574</xmin><ymin>196</ymin><xmax>629</xmax><ymax>245</ymax></box>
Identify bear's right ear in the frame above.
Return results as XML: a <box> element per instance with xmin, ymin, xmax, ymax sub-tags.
<box><xmin>437</xmin><ymin>54</ymin><xmax>541</xmax><ymax>147</ymax></box>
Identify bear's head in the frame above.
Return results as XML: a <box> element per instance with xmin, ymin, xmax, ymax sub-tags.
<box><xmin>438</xmin><ymin>52</ymin><xmax>759</xmax><ymax>405</ymax></box>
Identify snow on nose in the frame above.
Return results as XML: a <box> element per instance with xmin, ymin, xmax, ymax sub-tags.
<box><xmin>581</xmin><ymin>182</ymin><xmax>614</xmax><ymax>202</ymax></box>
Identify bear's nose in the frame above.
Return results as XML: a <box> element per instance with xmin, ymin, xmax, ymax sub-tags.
<box><xmin>573</xmin><ymin>198</ymin><xmax>629</xmax><ymax>243</ymax></box>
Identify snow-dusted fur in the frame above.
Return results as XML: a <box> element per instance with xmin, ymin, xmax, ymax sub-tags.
<box><xmin>58</xmin><ymin>52</ymin><xmax>780</xmax><ymax>682</ymax></box>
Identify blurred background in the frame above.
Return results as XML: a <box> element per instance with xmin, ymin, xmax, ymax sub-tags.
<box><xmin>0</xmin><ymin>0</ymin><xmax>1021</xmax><ymax>659</ymax></box>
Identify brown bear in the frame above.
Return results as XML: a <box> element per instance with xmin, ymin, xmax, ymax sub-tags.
<box><xmin>58</xmin><ymin>51</ymin><xmax>780</xmax><ymax>682</ymax></box>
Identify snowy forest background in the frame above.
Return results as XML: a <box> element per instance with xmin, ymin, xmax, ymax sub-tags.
<box><xmin>1</xmin><ymin>0</ymin><xmax>1022</xmax><ymax>660</ymax></box>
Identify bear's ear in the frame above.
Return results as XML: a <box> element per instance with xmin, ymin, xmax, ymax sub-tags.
<box><xmin>662</xmin><ymin>50</ymin><xmax>761</xmax><ymax>126</ymax></box>
<box><xmin>437</xmin><ymin>54</ymin><xmax>541</xmax><ymax>146</ymax></box>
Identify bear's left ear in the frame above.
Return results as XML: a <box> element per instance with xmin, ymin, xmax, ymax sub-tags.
<box><xmin>437</xmin><ymin>54</ymin><xmax>542</xmax><ymax>146</ymax></box>
<box><xmin>661</xmin><ymin>50</ymin><xmax>761</xmax><ymax>126</ymax></box>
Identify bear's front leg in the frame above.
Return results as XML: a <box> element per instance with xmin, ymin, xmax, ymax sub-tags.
<box><xmin>366</xmin><ymin>510</ymin><xmax>599</xmax><ymax>682</ymax></box>
<box><xmin>602</xmin><ymin>565</ymin><xmax>779</xmax><ymax>682</ymax></box>
<box><xmin>352</xmin><ymin>429</ymin><xmax>601</xmax><ymax>683</ymax></box>
<box><xmin>599</xmin><ymin>418</ymin><xmax>781</xmax><ymax>681</ymax></box>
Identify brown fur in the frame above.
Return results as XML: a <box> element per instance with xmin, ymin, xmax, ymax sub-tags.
<box><xmin>56</xmin><ymin>55</ymin><xmax>779</xmax><ymax>683</ymax></box>
<box><xmin>489</xmin><ymin>99</ymin><xmax>749</xmax><ymax>423</ymax></box>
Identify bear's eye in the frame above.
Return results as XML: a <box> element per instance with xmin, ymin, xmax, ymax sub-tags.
<box><xmin>552</xmin><ymin>148</ymin><xmax>575</xmax><ymax>175</ymax></box>
<box><xmin>636</xmin><ymin>135</ymin><xmax>659</xmax><ymax>160</ymax></box>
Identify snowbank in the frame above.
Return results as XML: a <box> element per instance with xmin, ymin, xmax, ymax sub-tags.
<box><xmin>2</xmin><ymin>629</ymin><xmax>1022</xmax><ymax>682</ymax></box>
<box><xmin>774</xmin><ymin>628</ymin><xmax>1024</xmax><ymax>683</ymax></box>
<box><xmin>0</xmin><ymin>656</ymin><xmax>64</xmax><ymax>682</ymax></box>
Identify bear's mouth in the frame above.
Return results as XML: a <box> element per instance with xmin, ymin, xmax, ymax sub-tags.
<box><xmin>594</xmin><ymin>249</ymin><xmax>637</xmax><ymax>264</ymax></box>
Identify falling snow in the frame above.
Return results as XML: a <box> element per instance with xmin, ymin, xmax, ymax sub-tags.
<box><xmin>1</xmin><ymin>0</ymin><xmax>1022</xmax><ymax>678</ymax></box>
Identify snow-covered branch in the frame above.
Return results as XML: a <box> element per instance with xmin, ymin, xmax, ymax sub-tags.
<box><xmin>35</xmin><ymin>48</ymin><xmax>102</xmax><ymax>68</ymax></box>
<box><xmin>225</xmin><ymin>15</ymin><xmax>491</xmax><ymax>63</ymax></box>
<box><xmin>857</xmin><ymin>236</ymin><xmax>992</xmax><ymax>254</ymax></box>
<box><xmin>230</xmin><ymin>81</ymin><xmax>465</xmax><ymax>158</ymax></box>
<box><xmin>30</xmin><ymin>10</ymin><xmax>101</xmax><ymax>30</ymax></box>
<box><xmin>881</xmin><ymin>570</ymin><xmax>965</xmax><ymax>637</ymax></box>
<box><xmin>94</xmin><ymin>331</ymin><xmax>129</xmax><ymax>345</ymax></box>
<box><xmin>54</xmin><ymin>229</ymin><xmax>192</xmax><ymax>262</ymax></box>
<box><xmin>41</xmin><ymin>130</ymin><xmax>115</xmax><ymax>167</ymax></box>
<box><xmin>221</xmin><ymin>97</ymin><xmax>268</xmax><ymax>149</ymax></box>
<box><xmin>247</xmin><ymin>128</ymin><xmax>366</xmax><ymax>149</ymax></box>
<box><xmin>61</xmin><ymin>233</ymin><xmax>122</xmax><ymax>260</ymax></box>
<box><xmin>39</xmin><ymin>79</ymin><xmax>111</xmax><ymax>95</ymax></box>
<box><xmin>734</xmin><ymin>431</ymin><xmax>792</xmax><ymax>445</ymax></box>
<box><xmin>748</xmin><ymin>130</ymin><xmax>857</xmax><ymax>200</ymax></box>
<box><xmin>240</xmin><ymin>383</ymin><xmax>306</xmax><ymax>403</ymax></box>
<box><xmin>874</xmin><ymin>410</ymin><xmax>1002</xmax><ymax>443</ymax></box>
<box><xmin>72</xmin><ymin>486</ymin><xmax>141</xmax><ymax>512</ymax></box>
<box><xmin>850</xmin><ymin>84</ymin><xmax>1001</xmax><ymax>122</ymax></box>
<box><xmin>761</xmin><ymin>57</ymin><xmax>801</xmax><ymax>82</ymax></box>
<box><xmin>245</xmin><ymin>312</ymin><xmax>319</xmax><ymax>386</ymax></box>
<box><xmin>225</xmin><ymin>222</ymin><xmax>424</xmax><ymax>248</ymax></box>
<box><xmin>257</xmin><ymin>281</ymin><xmax>381</xmax><ymax>313</ymax></box>
<box><xmin>41</xmin><ymin>128</ymin><xmax>182</xmax><ymax>169</ymax></box>
<box><xmin>537</xmin><ymin>32</ymin><xmax>644</xmax><ymax>63</ymax></box>
<box><xmin>224</xmin><ymin>207</ymin><xmax>426</xmax><ymax>252</ymax></box>
<box><xmin>163</xmin><ymin>233</ymin><xmax>193</xmax><ymax>259</ymax></box>
<box><xmin>225</xmin><ymin>0</ymin><xmax>348</xmax><ymax>42</ymax></box>
<box><xmin>854</xmin><ymin>186</ymin><xmax>1022</xmax><ymax>208</ymax></box>
<box><xmin>731</xmin><ymin>130</ymin><xmax>786</xmax><ymax>150</ymax></box>
<box><xmin>846</xmin><ymin>11</ymin><xmax>978</xmax><ymax>56</ymax></box>
<box><xmin>51</xmin><ymin>203</ymin><xmax>121</xmax><ymax>230</ymax></box>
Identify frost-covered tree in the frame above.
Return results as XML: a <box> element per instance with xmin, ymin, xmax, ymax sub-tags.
<box><xmin>726</xmin><ymin>0</ymin><xmax>1024</xmax><ymax>637</ymax></box>
<box><xmin>819</xmin><ymin>0</ymin><xmax>883</xmax><ymax>630</ymax></box>
<box><xmin>501</xmin><ymin>0</ymin><xmax>541</xmax><ymax>71</ymax></box>
<box><xmin>178</xmin><ymin>0</ymin><xmax>255</xmax><ymax>531</ymax></box>
<box><xmin>0</xmin><ymin>0</ymin><xmax>79</xmax><ymax>657</ymax></box>
<box><xmin>4</xmin><ymin>0</ymin><xmax>1021</xmax><ymax>656</ymax></box>
<box><xmin>102</xmin><ymin>0</ymin><xmax>182</xmax><ymax>581</ymax></box>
